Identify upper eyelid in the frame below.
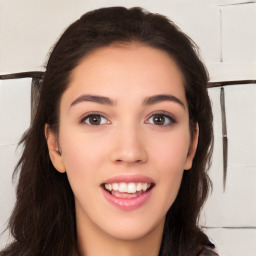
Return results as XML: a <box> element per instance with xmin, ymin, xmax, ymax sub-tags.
<box><xmin>145</xmin><ymin>111</ymin><xmax>176</xmax><ymax>120</ymax></box>
<box><xmin>80</xmin><ymin>112</ymin><xmax>110</xmax><ymax>123</ymax></box>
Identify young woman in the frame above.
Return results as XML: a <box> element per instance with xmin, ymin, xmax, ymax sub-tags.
<box><xmin>1</xmin><ymin>7</ymin><xmax>218</xmax><ymax>256</ymax></box>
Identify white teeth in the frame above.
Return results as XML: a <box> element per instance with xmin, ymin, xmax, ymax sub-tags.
<box><xmin>136</xmin><ymin>183</ymin><xmax>142</xmax><ymax>191</ymax></box>
<box><xmin>127</xmin><ymin>183</ymin><xmax>136</xmax><ymax>193</ymax></box>
<box><xmin>112</xmin><ymin>183</ymin><xmax>119</xmax><ymax>191</ymax></box>
<box><xmin>142</xmin><ymin>183</ymin><xmax>148</xmax><ymax>191</ymax></box>
<box><xmin>119</xmin><ymin>183</ymin><xmax>127</xmax><ymax>192</ymax></box>
<box><xmin>104</xmin><ymin>182</ymin><xmax>151</xmax><ymax>193</ymax></box>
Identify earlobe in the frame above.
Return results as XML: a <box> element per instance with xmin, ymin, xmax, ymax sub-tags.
<box><xmin>45</xmin><ymin>124</ymin><xmax>66</xmax><ymax>173</ymax></box>
<box><xmin>184</xmin><ymin>124</ymin><xmax>199</xmax><ymax>170</ymax></box>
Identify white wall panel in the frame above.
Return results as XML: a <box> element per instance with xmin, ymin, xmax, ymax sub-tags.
<box><xmin>221</xmin><ymin>3</ymin><xmax>256</xmax><ymax>62</ymax></box>
<box><xmin>222</xmin><ymin>228</ymin><xmax>256</xmax><ymax>256</ymax></box>
<box><xmin>0</xmin><ymin>0</ymin><xmax>220</xmax><ymax>74</ymax></box>
<box><xmin>0</xmin><ymin>144</ymin><xmax>20</xmax><ymax>250</ymax></box>
<box><xmin>204</xmin><ymin>228</ymin><xmax>256</xmax><ymax>256</ymax></box>
<box><xmin>223</xmin><ymin>84</ymin><xmax>256</xmax><ymax>227</ymax></box>
<box><xmin>225</xmin><ymin>84</ymin><xmax>256</xmax><ymax>167</ymax></box>
<box><xmin>223</xmin><ymin>166</ymin><xmax>256</xmax><ymax>226</ymax></box>
<box><xmin>0</xmin><ymin>78</ymin><xmax>30</xmax><ymax>249</ymax></box>
<box><xmin>0</xmin><ymin>78</ymin><xmax>31</xmax><ymax>146</ymax></box>
<box><xmin>200</xmin><ymin>87</ymin><xmax>225</xmax><ymax>227</ymax></box>
<box><xmin>201</xmin><ymin>84</ymin><xmax>256</xmax><ymax>252</ymax></box>
<box><xmin>208</xmin><ymin>62</ymin><xmax>256</xmax><ymax>82</ymax></box>
<box><xmin>209</xmin><ymin>3</ymin><xmax>256</xmax><ymax>82</ymax></box>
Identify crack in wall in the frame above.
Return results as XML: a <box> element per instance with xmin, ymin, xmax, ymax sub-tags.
<box><xmin>220</xmin><ymin>87</ymin><xmax>228</xmax><ymax>191</ymax></box>
<box><xmin>218</xmin><ymin>0</ymin><xmax>256</xmax><ymax>6</ymax></box>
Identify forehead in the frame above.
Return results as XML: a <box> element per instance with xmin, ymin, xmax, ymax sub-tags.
<box><xmin>63</xmin><ymin>43</ymin><xmax>186</xmax><ymax>106</ymax></box>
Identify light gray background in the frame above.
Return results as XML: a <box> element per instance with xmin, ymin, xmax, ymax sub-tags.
<box><xmin>1</xmin><ymin>0</ymin><xmax>256</xmax><ymax>255</ymax></box>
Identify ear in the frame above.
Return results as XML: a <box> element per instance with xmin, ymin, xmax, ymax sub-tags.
<box><xmin>184</xmin><ymin>124</ymin><xmax>199</xmax><ymax>170</ymax></box>
<box><xmin>45</xmin><ymin>124</ymin><xmax>66</xmax><ymax>173</ymax></box>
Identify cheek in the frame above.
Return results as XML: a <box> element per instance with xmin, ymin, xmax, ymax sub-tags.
<box><xmin>58</xmin><ymin>127</ymin><xmax>108</xmax><ymax>185</ymax></box>
<box><xmin>150</xmin><ymin>129</ymin><xmax>190</xmax><ymax>169</ymax></box>
<box><xmin>155</xmin><ymin>138</ymin><xmax>187</xmax><ymax>190</ymax></box>
<box><xmin>148</xmin><ymin>129</ymin><xmax>190</xmax><ymax>206</ymax></box>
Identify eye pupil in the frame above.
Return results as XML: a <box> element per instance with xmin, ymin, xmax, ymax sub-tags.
<box><xmin>89</xmin><ymin>115</ymin><xmax>101</xmax><ymax>125</ymax></box>
<box><xmin>153</xmin><ymin>115</ymin><xmax>165</xmax><ymax>125</ymax></box>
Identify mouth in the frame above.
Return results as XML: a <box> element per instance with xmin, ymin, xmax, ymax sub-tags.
<box><xmin>101</xmin><ymin>177</ymin><xmax>155</xmax><ymax>211</ymax></box>
<box><xmin>102</xmin><ymin>182</ymin><xmax>154</xmax><ymax>199</ymax></box>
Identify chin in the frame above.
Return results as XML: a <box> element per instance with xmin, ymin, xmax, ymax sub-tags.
<box><xmin>100</xmin><ymin>215</ymin><xmax>165</xmax><ymax>241</ymax></box>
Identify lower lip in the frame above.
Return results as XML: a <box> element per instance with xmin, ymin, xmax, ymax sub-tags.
<box><xmin>102</xmin><ymin>187</ymin><xmax>153</xmax><ymax>211</ymax></box>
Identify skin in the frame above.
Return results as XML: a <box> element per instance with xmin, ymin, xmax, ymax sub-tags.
<box><xmin>45</xmin><ymin>43</ymin><xmax>199</xmax><ymax>256</ymax></box>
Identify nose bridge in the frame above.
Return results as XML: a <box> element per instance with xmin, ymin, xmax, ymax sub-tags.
<box><xmin>110</xmin><ymin>119</ymin><xmax>147</xmax><ymax>164</ymax></box>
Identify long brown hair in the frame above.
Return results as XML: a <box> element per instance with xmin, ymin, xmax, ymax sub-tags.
<box><xmin>1</xmin><ymin>7</ymin><xmax>214</xmax><ymax>256</ymax></box>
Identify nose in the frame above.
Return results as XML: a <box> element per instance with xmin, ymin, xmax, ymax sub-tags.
<box><xmin>109</xmin><ymin>124</ymin><xmax>148</xmax><ymax>165</ymax></box>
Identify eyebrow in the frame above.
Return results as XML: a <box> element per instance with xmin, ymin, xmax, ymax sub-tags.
<box><xmin>143</xmin><ymin>94</ymin><xmax>185</xmax><ymax>108</ymax></box>
<box><xmin>70</xmin><ymin>93</ymin><xmax>185</xmax><ymax>109</ymax></box>
<box><xmin>70</xmin><ymin>95</ymin><xmax>115</xmax><ymax>108</ymax></box>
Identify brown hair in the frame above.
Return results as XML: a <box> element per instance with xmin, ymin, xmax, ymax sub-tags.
<box><xmin>1</xmin><ymin>7</ymin><xmax>214</xmax><ymax>256</ymax></box>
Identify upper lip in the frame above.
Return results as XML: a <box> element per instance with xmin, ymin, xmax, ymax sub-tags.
<box><xmin>102</xmin><ymin>174</ymin><xmax>155</xmax><ymax>185</ymax></box>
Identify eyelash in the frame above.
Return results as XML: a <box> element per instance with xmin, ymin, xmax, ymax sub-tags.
<box><xmin>80</xmin><ymin>112</ymin><xmax>110</xmax><ymax>126</ymax></box>
<box><xmin>146</xmin><ymin>111</ymin><xmax>176</xmax><ymax>126</ymax></box>
<box><xmin>80</xmin><ymin>111</ymin><xmax>176</xmax><ymax>126</ymax></box>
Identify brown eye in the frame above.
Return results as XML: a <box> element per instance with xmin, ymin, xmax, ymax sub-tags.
<box><xmin>147</xmin><ymin>113</ymin><xmax>175</xmax><ymax>126</ymax></box>
<box><xmin>153</xmin><ymin>115</ymin><xmax>165</xmax><ymax>125</ymax></box>
<box><xmin>82</xmin><ymin>114</ymin><xmax>108</xmax><ymax>125</ymax></box>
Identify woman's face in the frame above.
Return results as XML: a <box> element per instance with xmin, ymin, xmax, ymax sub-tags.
<box><xmin>46</xmin><ymin>43</ymin><xmax>198</xmax><ymax>241</ymax></box>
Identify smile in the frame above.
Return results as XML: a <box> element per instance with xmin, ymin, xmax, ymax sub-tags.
<box><xmin>104</xmin><ymin>182</ymin><xmax>153</xmax><ymax>199</ymax></box>
<box><xmin>105</xmin><ymin>182</ymin><xmax>151</xmax><ymax>193</ymax></box>
<box><xmin>101</xmin><ymin>176</ymin><xmax>155</xmax><ymax>211</ymax></box>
